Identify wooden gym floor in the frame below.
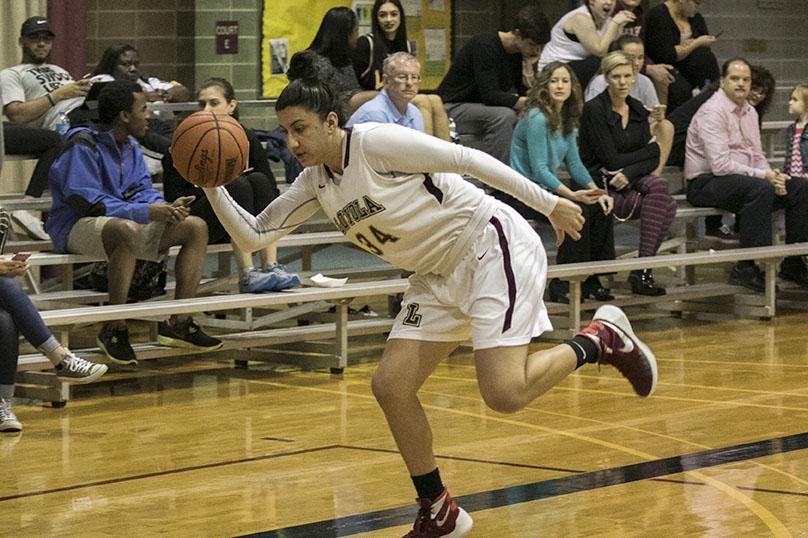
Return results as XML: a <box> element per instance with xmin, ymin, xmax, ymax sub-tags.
<box><xmin>1</xmin><ymin>309</ymin><xmax>807</xmax><ymax>537</ymax></box>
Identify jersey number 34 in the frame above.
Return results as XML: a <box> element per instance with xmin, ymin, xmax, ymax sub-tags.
<box><xmin>355</xmin><ymin>225</ymin><xmax>399</xmax><ymax>256</ymax></box>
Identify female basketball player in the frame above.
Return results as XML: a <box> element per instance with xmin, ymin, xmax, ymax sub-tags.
<box><xmin>203</xmin><ymin>75</ymin><xmax>658</xmax><ymax>537</ymax></box>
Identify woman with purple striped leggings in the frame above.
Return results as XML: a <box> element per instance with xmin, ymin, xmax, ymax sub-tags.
<box><xmin>579</xmin><ymin>50</ymin><xmax>676</xmax><ymax>296</ymax></box>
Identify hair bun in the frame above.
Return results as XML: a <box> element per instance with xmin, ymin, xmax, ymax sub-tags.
<box><xmin>287</xmin><ymin>50</ymin><xmax>320</xmax><ymax>84</ymax></box>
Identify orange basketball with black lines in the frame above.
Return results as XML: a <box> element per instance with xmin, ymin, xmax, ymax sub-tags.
<box><xmin>170</xmin><ymin>111</ymin><xmax>249</xmax><ymax>188</ymax></box>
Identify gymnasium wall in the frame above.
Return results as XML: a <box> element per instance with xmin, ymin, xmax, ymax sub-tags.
<box><xmin>653</xmin><ymin>0</ymin><xmax>808</xmax><ymax>121</ymax></box>
<box><xmin>85</xmin><ymin>0</ymin><xmax>196</xmax><ymax>92</ymax></box>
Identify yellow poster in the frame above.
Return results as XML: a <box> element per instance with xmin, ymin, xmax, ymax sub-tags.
<box><xmin>262</xmin><ymin>0</ymin><xmax>451</xmax><ymax>97</ymax></box>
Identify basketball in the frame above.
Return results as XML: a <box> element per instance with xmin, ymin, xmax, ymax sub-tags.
<box><xmin>169</xmin><ymin>111</ymin><xmax>249</xmax><ymax>188</ymax></box>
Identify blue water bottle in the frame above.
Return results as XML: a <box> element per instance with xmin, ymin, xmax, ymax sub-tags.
<box><xmin>55</xmin><ymin>111</ymin><xmax>70</xmax><ymax>136</ymax></box>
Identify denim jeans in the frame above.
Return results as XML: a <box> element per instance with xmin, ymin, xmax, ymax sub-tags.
<box><xmin>0</xmin><ymin>276</ymin><xmax>55</xmax><ymax>385</ymax></box>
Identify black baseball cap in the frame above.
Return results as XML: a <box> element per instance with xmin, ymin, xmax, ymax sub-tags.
<box><xmin>20</xmin><ymin>16</ymin><xmax>55</xmax><ymax>38</ymax></box>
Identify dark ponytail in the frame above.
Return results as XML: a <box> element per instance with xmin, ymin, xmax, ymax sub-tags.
<box><xmin>278</xmin><ymin>51</ymin><xmax>347</xmax><ymax>126</ymax></box>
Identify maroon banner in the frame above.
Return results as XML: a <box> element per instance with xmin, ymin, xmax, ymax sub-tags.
<box><xmin>47</xmin><ymin>0</ymin><xmax>89</xmax><ymax>79</ymax></box>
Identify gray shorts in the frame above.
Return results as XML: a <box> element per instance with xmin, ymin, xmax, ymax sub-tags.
<box><xmin>67</xmin><ymin>217</ymin><xmax>167</xmax><ymax>262</ymax></box>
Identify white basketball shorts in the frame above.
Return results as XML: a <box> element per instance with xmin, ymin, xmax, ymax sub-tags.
<box><xmin>389</xmin><ymin>203</ymin><xmax>552</xmax><ymax>350</ymax></box>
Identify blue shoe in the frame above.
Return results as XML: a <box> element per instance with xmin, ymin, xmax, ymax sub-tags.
<box><xmin>239</xmin><ymin>266</ymin><xmax>300</xmax><ymax>293</ymax></box>
<box><xmin>264</xmin><ymin>263</ymin><xmax>301</xmax><ymax>284</ymax></box>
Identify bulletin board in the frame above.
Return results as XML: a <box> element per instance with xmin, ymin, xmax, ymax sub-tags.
<box><xmin>261</xmin><ymin>0</ymin><xmax>452</xmax><ymax>97</ymax></box>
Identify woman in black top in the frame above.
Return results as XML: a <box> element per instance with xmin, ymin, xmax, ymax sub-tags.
<box><xmin>300</xmin><ymin>7</ymin><xmax>378</xmax><ymax>116</ymax></box>
<box><xmin>353</xmin><ymin>0</ymin><xmax>413</xmax><ymax>90</ymax></box>
<box><xmin>644</xmin><ymin>0</ymin><xmax>720</xmax><ymax>113</ymax></box>
<box><xmin>580</xmin><ymin>51</ymin><xmax>676</xmax><ymax>296</ymax></box>
<box><xmin>352</xmin><ymin>0</ymin><xmax>449</xmax><ymax>140</ymax></box>
<box><xmin>163</xmin><ymin>78</ymin><xmax>292</xmax><ymax>293</ymax></box>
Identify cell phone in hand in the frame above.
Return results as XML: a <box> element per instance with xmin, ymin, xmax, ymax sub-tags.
<box><xmin>12</xmin><ymin>252</ymin><xmax>31</xmax><ymax>262</ymax></box>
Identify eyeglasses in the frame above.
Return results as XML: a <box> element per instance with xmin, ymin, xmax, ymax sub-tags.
<box><xmin>392</xmin><ymin>74</ymin><xmax>421</xmax><ymax>83</ymax></box>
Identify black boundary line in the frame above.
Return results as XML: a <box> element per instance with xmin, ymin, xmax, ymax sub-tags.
<box><xmin>240</xmin><ymin>431</ymin><xmax>808</xmax><ymax>538</ymax></box>
<box><xmin>0</xmin><ymin>446</ymin><xmax>341</xmax><ymax>503</ymax></box>
<box><xmin>3</xmin><ymin>433</ymin><xmax>806</xmax><ymax>531</ymax></box>
<box><xmin>0</xmin><ymin>445</ymin><xmax>579</xmax><ymax>503</ymax></box>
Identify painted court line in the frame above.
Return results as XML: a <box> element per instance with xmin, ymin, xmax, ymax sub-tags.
<box><xmin>241</xmin><ymin>431</ymin><xmax>808</xmax><ymax>538</ymax></box>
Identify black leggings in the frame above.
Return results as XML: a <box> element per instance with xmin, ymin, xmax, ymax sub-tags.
<box><xmin>667</xmin><ymin>48</ymin><xmax>720</xmax><ymax>113</ymax></box>
<box><xmin>190</xmin><ymin>172</ymin><xmax>276</xmax><ymax>244</ymax></box>
<box><xmin>2</xmin><ymin>123</ymin><xmax>64</xmax><ymax>197</ymax></box>
<box><xmin>556</xmin><ymin>202</ymin><xmax>615</xmax><ymax>264</ymax></box>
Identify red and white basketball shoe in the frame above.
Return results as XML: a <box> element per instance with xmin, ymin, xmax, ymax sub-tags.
<box><xmin>403</xmin><ymin>488</ymin><xmax>473</xmax><ymax>538</ymax></box>
<box><xmin>577</xmin><ymin>305</ymin><xmax>658</xmax><ymax>397</ymax></box>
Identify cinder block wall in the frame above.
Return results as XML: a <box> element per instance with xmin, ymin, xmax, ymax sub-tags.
<box><xmin>649</xmin><ymin>0</ymin><xmax>806</xmax><ymax>122</ymax></box>
<box><xmin>85</xmin><ymin>0</ymin><xmax>195</xmax><ymax>90</ymax></box>
<box><xmin>194</xmin><ymin>0</ymin><xmax>270</xmax><ymax>130</ymax></box>
<box><xmin>80</xmin><ymin>0</ymin><xmax>806</xmax><ymax>128</ymax></box>
<box><xmin>453</xmin><ymin>0</ymin><xmax>570</xmax><ymax>47</ymax></box>
<box><xmin>453</xmin><ymin>0</ymin><xmax>806</xmax><ymax>123</ymax></box>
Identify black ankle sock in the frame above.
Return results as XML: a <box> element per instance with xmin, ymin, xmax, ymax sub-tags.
<box><xmin>411</xmin><ymin>467</ymin><xmax>444</xmax><ymax>501</ymax></box>
<box><xmin>567</xmin><ymin>335</ymin><xmax>599</xmax><ymax>368</ymax></box>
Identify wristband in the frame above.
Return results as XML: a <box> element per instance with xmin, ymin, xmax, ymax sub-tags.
<box><xmin>46</xmin><ymin>93</ymin><xmax>56</xmax><ymax>106</ymax></box>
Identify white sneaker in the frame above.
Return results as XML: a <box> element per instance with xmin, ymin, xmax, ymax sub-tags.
<box><xmin>11</xmin><ymin>210</ymin><xmax>50</xmax><ymax>241</ymax></box>
<box><xmin>0</xmin><ymin>399</ymin><xmax>22</xmax><ymax>433</ymax></box>
<box><xmin>55</xmin><ymin>352</ymin><xmax>108</xmax><ymax>384</ymax></box>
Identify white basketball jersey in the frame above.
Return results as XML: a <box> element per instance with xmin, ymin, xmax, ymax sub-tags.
<box><xmin>206</xmin><ymin>123</ymin><xmax>558</xmax><ymax>276</ymax></box>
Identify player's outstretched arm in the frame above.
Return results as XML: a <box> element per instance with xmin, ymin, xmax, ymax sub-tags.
<box><xmin>361</xmin><ymin>123</ymin><xmax>560</xmax><ymax>216</ymax></box>
<box><xmin>547</xmin><ymin>198</ymin><xmax>584</xmax><ymax>247</ymax></box>
<box><xmin>203</xmin><ymin>179</ymin><xmax>320</xmax><ymax>252</ymax></box>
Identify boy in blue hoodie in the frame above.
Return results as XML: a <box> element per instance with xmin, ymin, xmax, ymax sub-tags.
<box><xmin>47</xmin><ymin>80</ymin><xmax>221</xmax><ymax>364</ymax></box>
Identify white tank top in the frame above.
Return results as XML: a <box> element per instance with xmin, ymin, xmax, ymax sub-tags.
<box><xmin>538</xmin><ymin>5</ymin><xmax>611</xmax><ymax>71</ymax></box>
<box><xmin>205</xmin><ymin>123</ymin><xmax>558</xmax><ymax>276</ymax></box>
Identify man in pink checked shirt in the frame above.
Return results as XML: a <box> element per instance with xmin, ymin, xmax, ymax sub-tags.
<box><xmin>685</xmin><ymin>57</ymin><xmax>808</xmax><ymax>293</ymax></box>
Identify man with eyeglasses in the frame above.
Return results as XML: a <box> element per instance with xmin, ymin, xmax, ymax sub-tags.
<box><xmin>346</xmin><ymin>52</ymin><xmax>425</xmax><ymax>133</ymax></box>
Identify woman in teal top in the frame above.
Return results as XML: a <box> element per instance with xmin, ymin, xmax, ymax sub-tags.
<box><xmin>511</xmin><ymin>61</ymin><xmax>615</xmax><ymax>304</ymax></box>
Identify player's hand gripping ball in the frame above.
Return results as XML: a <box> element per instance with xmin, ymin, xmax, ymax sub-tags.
<box><xmin>169</xmin><ymin>111</ymin><xmax>249</xmax><ymax>187</ymax></box>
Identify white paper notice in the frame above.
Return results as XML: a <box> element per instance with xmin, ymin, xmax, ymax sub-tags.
<box><xmin>423</xmin><ymin>28</ymin><xmax>446</xmax><ymax>76</ymax></box>
<box><xmin>270</xmin><ymin>38</ymin><xmax>289</xmax><ymax>75</ymax></box>
<box><xmin>425</xmin><ymin>29</ymin><xmax>446</xmax><ymax>61</ymax></box>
